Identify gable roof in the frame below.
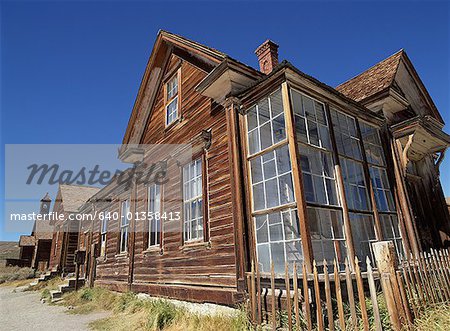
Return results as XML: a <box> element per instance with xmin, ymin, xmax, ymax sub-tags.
<box><xmin>19</xmin><ymin>235</ymin><xmax>35</xmax><ymax>247</ymax></box>
<box><xmin>122</xmin><ymin>30</ymin><xmax>262</xmax><ymax>146</ymax></box>
<box><xmin>59</xmin><ymin>184</ymin><xmax>101</xmax><ymax>213</ymax></box>
<box><xmin>336</xmin><ymin>50</ymin><xmax>444</xmax><ymax>124</ymax></box>
<box><xmin>336</xmin><ymin>50</ymin><xmax>403</xmax><ymax>102</ymax></box>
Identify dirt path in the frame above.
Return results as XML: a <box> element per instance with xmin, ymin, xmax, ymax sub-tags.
<box><xmin>0</xmin><ymin>286</ymin><xmax>108</xmax><ymax>331</ymax></box>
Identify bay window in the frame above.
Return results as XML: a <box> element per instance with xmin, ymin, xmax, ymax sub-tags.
<box><xmin>245</xmin><ymin>84</ymin><xmax>405</xmax><ymax>273</ymax></box>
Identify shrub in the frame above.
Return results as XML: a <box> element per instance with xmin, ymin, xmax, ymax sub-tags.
<box><xmin>0</xmin><ymin>266</ymin><xmax>35</xmax><ymax>284</ymax></box>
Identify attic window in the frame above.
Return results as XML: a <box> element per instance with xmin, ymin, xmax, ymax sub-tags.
<box><xmin>165</xmin><ymin>72</ymin><xmax>180</xmax><ymax>126</ymax></box>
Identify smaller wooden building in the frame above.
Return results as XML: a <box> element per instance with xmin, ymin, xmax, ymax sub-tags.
<box><xmin>15</xmin><ymin>193</ymin><xmax>53</xmax><ymax>270</ymax></box>
<box><xmin>49</xmin><ymin>185</ymin><xmax>100</xmax><ymax>274</ymax></box>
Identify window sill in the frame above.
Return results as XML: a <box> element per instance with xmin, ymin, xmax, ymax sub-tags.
<box><xmin>181</xmin><ymin>240</ymin><xmax>211</xmax><ymax>250</ymax></box>
<box><xmin>164</xmin><ymin>116</ymin><xmax>182</xmax><ymax>132</ymax></box>
<box><xmin>143</xmin><ymin>246</ymin><xmax>163</xmax><ymax>255</ymax></box>
<box><xmin>114</xmin><ymin>252</ymin><xmax>129</xmax><ymax>259</ymax></box>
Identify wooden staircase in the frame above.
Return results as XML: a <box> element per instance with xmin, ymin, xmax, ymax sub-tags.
<box><xmin>29</xmin><ymin>269</ymin><xmax>59</xmax><ymax>287</ymax></box>
<box><xmin>50</xmin><ymin>278</ymin><xmax>85</xmax><ymax>302</ymax></box>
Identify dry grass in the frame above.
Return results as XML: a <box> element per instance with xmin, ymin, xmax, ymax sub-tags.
<box><xmin>58</xmin><ymin>287</ymin><xmax>250</xmax><ymax>331</ymax></box>
<box><xmin>413</xmin><ymin>303</ymin><xmax>450</xmax><ymax>331</ymax></box>
<box><xmin>0</xmin><ymin>266</ymin><xmax>35</xmax><ymax>285</ymax></box>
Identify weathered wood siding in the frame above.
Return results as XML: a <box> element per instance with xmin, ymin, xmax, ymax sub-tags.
<box><xmin>95</xmin><ymin>55</ymin><xmax>239</xmax><ymax>304</ymax></box>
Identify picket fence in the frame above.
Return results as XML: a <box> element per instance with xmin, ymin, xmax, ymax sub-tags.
<box><xmin>245</xmin><ymin>242</ymin><xmax>450</xmax><ymax>330</ymax></box>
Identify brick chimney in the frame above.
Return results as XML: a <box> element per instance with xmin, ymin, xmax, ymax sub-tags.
<box><xmin>255</xmin><ymin>40</ymin><xmax>279</xmax><ymax>74</ymax></box>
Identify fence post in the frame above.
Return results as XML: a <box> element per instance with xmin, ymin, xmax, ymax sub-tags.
<box><xmin>373</xmin><ymin>241</ymin><xmax>406</xmax><ymax>331</ymax></box>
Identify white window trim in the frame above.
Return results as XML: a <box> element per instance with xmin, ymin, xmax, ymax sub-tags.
<box><xmin>148</xmin><ymin>184</ymin><xmax>162</xmax><ymax>248</ymax></box>
<box><xmin>183</xmin><ymin>159</ymin><xmax>204</xmax><ymax>243</ymax></box>
<box><xmin>120</xmin><ymin>200</ymin><xmax>130</xmax><ymax>253</ymax></box>
<box><xmin>100</xmin><ymin>210</ymin><xmax>108</xmax><ymax>256</ymax></box>
<box><xmin>165</xmin><ymin>73</ymin><xmax>179</xmax><ymax>127</ymax></box>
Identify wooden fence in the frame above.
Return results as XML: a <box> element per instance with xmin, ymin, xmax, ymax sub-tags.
<box><xmin>245</xmin><ymin>241</ymin><xmax>450</xmax><ymax>330</ymax></box>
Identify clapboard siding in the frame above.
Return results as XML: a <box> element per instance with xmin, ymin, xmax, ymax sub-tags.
<box><xmin>94</xmin><ymin>55</ymin><xmax>239</xmax><ymax>303</ymax></box>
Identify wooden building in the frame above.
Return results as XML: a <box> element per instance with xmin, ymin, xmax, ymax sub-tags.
<box><xmin>69</xmin><ymin>31</ymin><xmax>449</xmax><ymax>305</ymax></box>
<box><xmin>49</xmin><ymin>184</ymin><xmax>100</xmax><ymax>274</ymax></box>
<box><xmin>14</xmin><ymin>193</ymin><xmax>53</xmax><ymax>270</ymax></box>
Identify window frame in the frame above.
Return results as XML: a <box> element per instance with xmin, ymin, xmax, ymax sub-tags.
<box><xmin>245</xmin><ymin>87</ymin><xmax>304</xmax><ymax>274</ymax></box>
<box><xmin>164</xmin><ymin>69</ymin><xmax>181</xmax><ymax>128</ymax></box>
<box><xmin>100</xmin><ymin>209</ymin><xmax>108</xmax><ymax>257</ymax></box>
<box><xmin>119</xmin><ymin>200</ymin><xmax>130</xmax><ymax>254</ymax></box>
<box><xmin>181</xmin><ymin>155</ymin><xmax>208</xmax><ymax>244</ymax></box>
<box><xmin>148</xmin><ymin>183</ymin><xmax>163</xmax><ymax>249</ymax></box>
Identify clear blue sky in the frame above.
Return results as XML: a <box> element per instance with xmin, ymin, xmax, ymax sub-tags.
<box><xmin>1</xmin><ymin>1</ymin><xmax>449</xmax><ymax>241</ymax></box>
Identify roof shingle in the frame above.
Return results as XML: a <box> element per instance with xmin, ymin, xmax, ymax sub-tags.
<box><xmin>59</xmin><ymin>184</ymin><xmax>101</xmax><ymax>213</ymax></box>
<box><xmin>336</xmin><ymin>50</ymin><xmax>404</xmax><ymax>102</ymax></box>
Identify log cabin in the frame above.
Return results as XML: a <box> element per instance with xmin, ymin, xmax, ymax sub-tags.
<box><xmin>69</xmin><ymin>31</ymin><xmax>449</xmax><ymax>305</ymax></box>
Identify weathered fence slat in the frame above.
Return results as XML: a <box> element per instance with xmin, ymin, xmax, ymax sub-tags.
<box><xmin>292</xmin><ymin>262</ymin><xmax>301</xmax><ymax>330</ymax></box>
<box><xmin>313</xmin><ymin>261</ymin><xmax>324</xmax><ymax>331</ymax></box>
<box><xmin>284</xmin><ymin>263</ymin><xmax>293</xmax><ymax>331</ymax></box>
<box><xmin>367</xmin><ymin>257</ymin><xmax>383</xmax><ymax>331</ymax></box>
<box><xmin>323</xmin><ymin>260</ymin><xmax>334</xmax><ymax>331</ymax></box>
<box><xmin>271</xmin><ymin>262</ymin><xmax>276</xmax><ymax>330</ymax></box>
<box><xmin>355</xmin><ymin>256</ymin><xmax>370</xmax><ymax>331</ymax></box>
<box><xmin>303</xmin><ymin>262</ymin><xmax>312</xmax><ymax>331</ymax></box>
<box><xmin>334</xmin><ymin>260</ymin><xmax>346</xmax><ymax>331</ymax></box>
<box><xmin>345</xmin><ymin>258</ymin><xmax>357</xmax><ymax>329</ymax></box>
<box><xmin>246</xmin><ymin>247</ymin><xmax>450</xmax><ymax>331</ymax></box>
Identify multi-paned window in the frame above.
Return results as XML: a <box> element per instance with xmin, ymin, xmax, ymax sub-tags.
<box><xmin>165</xmin><ymin>74</ymin><xmax>179</xmax><ymax>126</ymax></box>
<box><xmin>255</xmin><ymin>208</ymin><xmax>302</xmax><ymax>274</ymax></box>
<box><xmin>100</xmin><ymin>210</ymin><xmax>108</xmax><ymax>256</ymax></box>
<box><xmin>349</xmin><ymin>212</ymin><xmax>377</xmax><ymax>265</ymax></box>
<box><xmin>291</xmin><ymin>89</ymin><xmax>344</xmax><ymax>266</ymax></box>
<box><xmin>120</xmin><ymin>200</ymin><xmax>130</xmax><ymax>253</ymax></box>
<box><xmin>330</xmin><ymin>109</ymin><xmax>377</xmax><ymax>266</ymax></box>
<box><xmin>308</xmin><ymin>207</ymin><xmax>346</xmax><ymax>269</ymax></box>
<box><xmin>183</xmin><ymin>159</ymin><xmax>203</xmax><ymax>242</ymax></box>
<box><xmin>250</xmin><ymin>144</ymin><xmax>294</xmax><ymax>211</ymax></box>
<box><xmin>360</xmin><ymin>122</ymin><xmax>403</xmax><ymax>258</ymax></box>
<box><xmin>247</xmin><ymin>90</ymin><xmax>286</xmax><ymax>155</ymax></box>
<box><xmin>380</xmin><ymin>214</ymin><xmax>403</xmax><ymax>259</ymax></box>
<box><xmin>148</xmin><ymin>184</ymin><xmax>162</xmax><ymax>248</ymax></box>
<box><xmin>247</xmin><ymin>89</ymin><xmax>303</xmax><ymax>274</ymax></box>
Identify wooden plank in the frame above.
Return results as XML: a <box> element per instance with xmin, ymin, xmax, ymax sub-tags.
<box><xmin>285</xmin><ymin>263</ymin><xmax>293</xmax><ymax>331</ymax></box>
<box><xmin>251</xmin><ymin>260</ymin><xmax>257</xmax><ymax>323</ymax></box>
<box><xmin>334</xmin><ymin>260</ymin><xmax>346</xmax><ymax>331</ymax></box>
<box><xmin>367</xmin><ymin>258</ymin><xmax>382</xmax><ymax>331</ymax></box>
<box><xmin>313</xmin><ymin>261</ymin><xmax>324</xmax><ymax>331</ymax></box>
<box><xmin>323</xmin><ymin>260</ymin><xmax>334</xmax><ymax>331</ymax></box>
<box><xmin>303</xmin><ymin>262</ymin><xmax>312</xmax><ymax>331</ymax></box>
<box><xmin>256</xmin><ymin>261</ymin><xmax>262</xmax><ymax>325</ymax></box>
<box><xmin>433</xmin><ymin>249</ymin><xmax>450</xmax><ymax>300</ymax></box>
<box><xmin>345</xmin><ymin>258</ymin><xmax>357</xmax><ymax>329</ymax></box>
<box><xmin>403</xmin><ymin>258</ymin><xmax>419</xmax><ymax>317</ymax></box>
<box><xmin>438</xmin><ymin>250</ymin><xmax>450</xmax><ymax>299</ymax></box>
<box><xmin>271</xmin><ymin>262</ymin><xmax>276</xmax><ymax>330</ymax></box>
<box><xmin>354</xmin><ymin>257</ymin><xmax>369</xmax><ymax>331</ymax></box>
<box><xmin>417</xmin><ymin>252</ymin><xmax>435</xmax><ymax>304</ymax></box>
<box><xmin>292</xmin><ymin>262</ymin><xmax>301</xmax><ymax>330</ymax></box>
<box><xmin>396</xmin><ymin>270</ymin><xmax>414</xmax><ymax>326</ymax></box>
